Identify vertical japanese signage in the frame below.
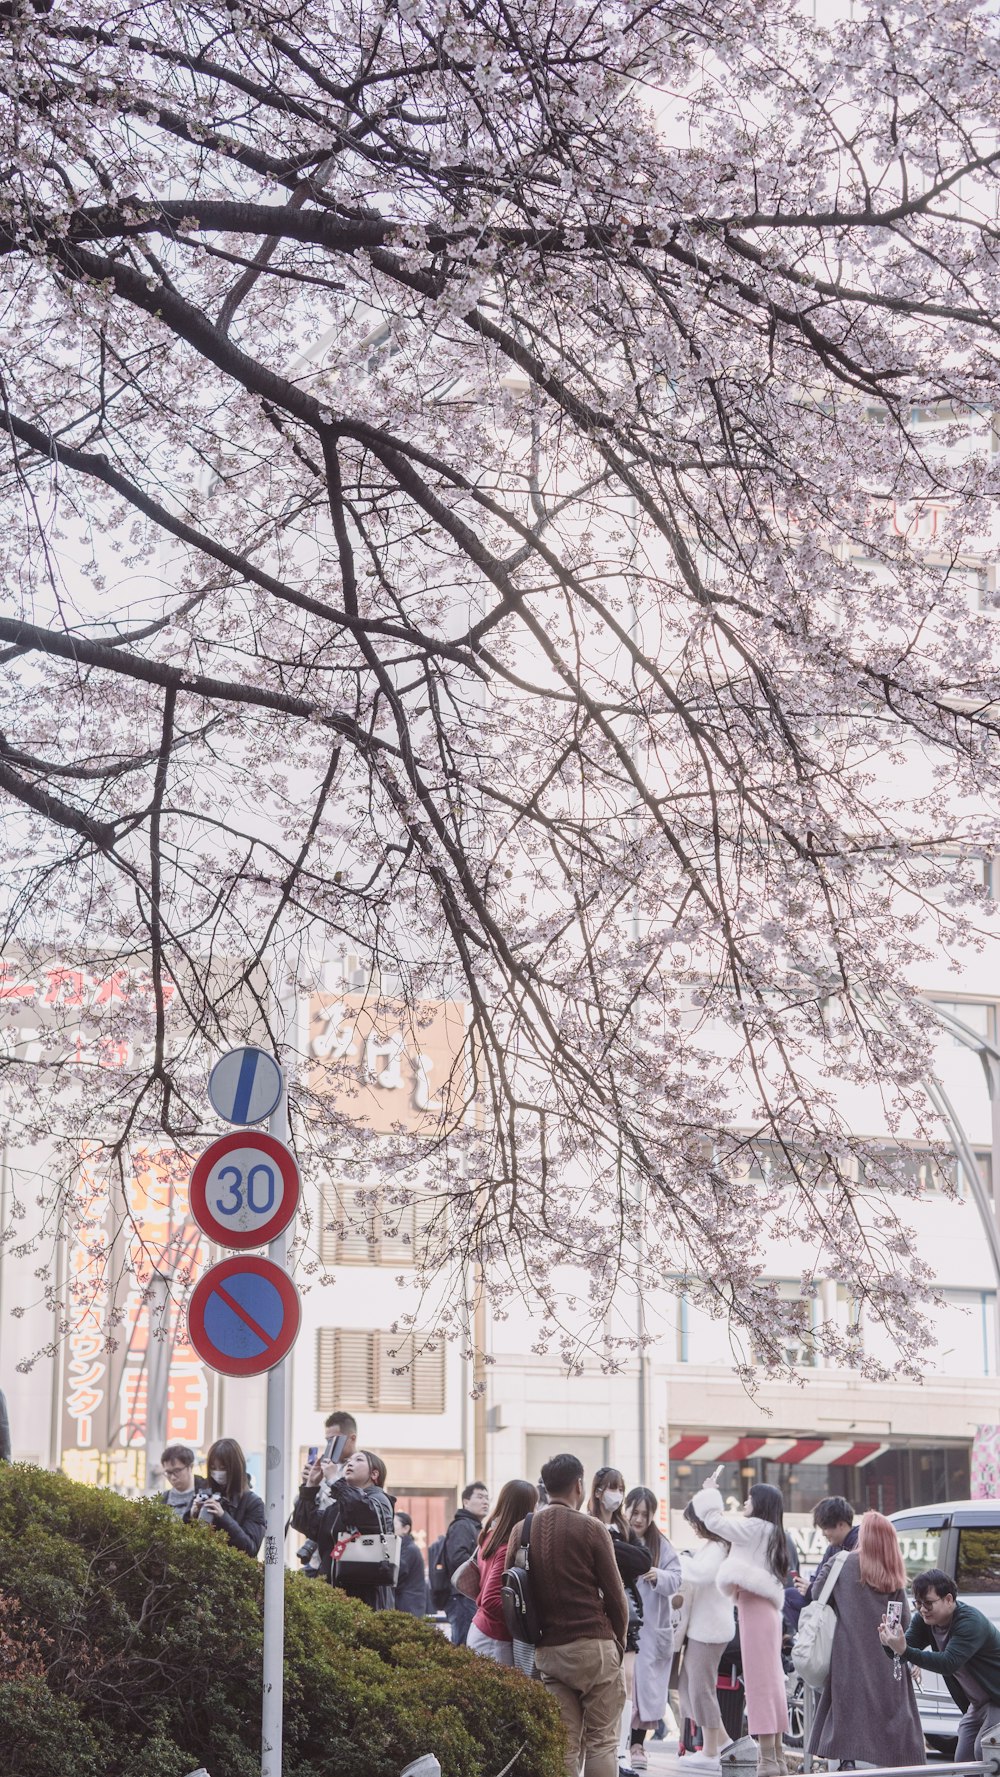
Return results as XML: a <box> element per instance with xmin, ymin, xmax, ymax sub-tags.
<box><xmin>60</xmin><ymin>1147</ymin><xmax>216</xmax><ymax>1488</ymax></box>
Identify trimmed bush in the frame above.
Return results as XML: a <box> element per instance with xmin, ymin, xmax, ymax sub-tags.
<box><xmin>0</xmin><ymin>1464</ymin><xmax>564</xmax><ymax>1777</ymax></box>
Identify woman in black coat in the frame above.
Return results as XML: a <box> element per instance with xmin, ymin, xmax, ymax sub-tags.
<box><xmin>302</xmin><ymin>1449</ymin><xmax>396</xmax><ymax>1610</ymax></box>
<box><xmin>188</xmin><ymin>1436</ymin><xmax>266</xmax><ymax>1556</ymax></box>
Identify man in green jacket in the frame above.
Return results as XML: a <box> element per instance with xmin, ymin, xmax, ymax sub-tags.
<box><xmin>880</xmin><ymin>1568</ymin><xmax>1000</xmax><ymax>1760</ymax></box>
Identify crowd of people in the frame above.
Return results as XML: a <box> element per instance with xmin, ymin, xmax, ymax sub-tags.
<box><xmin>154</xmin><ymin>1420</ymin><xmax>1000</xmax><ymax>1777</ymax></box>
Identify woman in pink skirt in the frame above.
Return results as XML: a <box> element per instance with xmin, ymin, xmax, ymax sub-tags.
<box><xmin>691</xmin><ymin>1475</ymin><xmax>790</xmax><ymax>1777</ymax></box>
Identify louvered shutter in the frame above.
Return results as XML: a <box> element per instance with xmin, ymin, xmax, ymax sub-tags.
<box><xmin>376</xmin><ymin>1333</ymin><xmax>414</xmax><ymax>1407</ymax></box>
<box><xmin>315</xmin><ymin>1329</ymin><xmax>336</xmax><ymax>1410</ymax></box>
<box><xmin>318</xmin><ymin>1183</ymin><xmax>377</xmax><ymax>1264</ymax></box>
<box><xmin>378</xmin><ymin>1204</ymin><xmax>415</xmax><ymax>1265</ymax></box>
<box><xmin>335</xmin><ymin>1329</ymin><xmax>375</xmax><ymax>1408</ymax></box>
<box><xmin>412</xmin><ymin>1339</ymin><xmax>445</xmax><ymax>1412</ymax></box>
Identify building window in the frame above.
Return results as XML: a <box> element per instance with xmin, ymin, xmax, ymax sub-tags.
<box><xmin>933</xmin><ymin>1290</ymin><xmax>997</xmax><ymax>1378</ymax></box>
<box><xmin>316</xmin><ymin>1329</ymin><xmax>445</xmax><ymax>1413</ymax></box>
<box><xmin>319</xmin><ymin>1183</ymin><xmax>438</xmax><ymax>1266</ymax></box>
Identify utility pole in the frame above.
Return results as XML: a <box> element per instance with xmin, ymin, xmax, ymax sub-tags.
<box><xmin>261</xmin><ymin>1070</ymin><xmax>289</xmax><ymax>1777</ymax></box>
<box><xmin>143</xmin><ymin>1270</ymin><xmax>171</xmax><ymax>1491</ymax></box>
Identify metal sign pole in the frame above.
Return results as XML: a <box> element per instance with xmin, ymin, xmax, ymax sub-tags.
<box><xmin>262</xmin><ymin>1077</ymin><xmax>289</xmax><ymax>1777</ymax></box>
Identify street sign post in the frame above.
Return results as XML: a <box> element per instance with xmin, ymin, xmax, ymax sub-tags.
<box><xmin>208</xmin><ymin>1045</ymin><xmax>284</xmax><ymax>1125</ymax></box>
<box><xmin>186</xmin><ymin>1255</ymin><xmax>301</xmax><ymax>1378</ymax></box>
<box><xmin>192</xmin><ymin>1037</ymin><xmax>299</xmax><ymax>1777</ymax></box>
<box><xmin>189</xmin><ymin>1131</ymin><xmax>300</xmax><ymax>1249</ymax></box>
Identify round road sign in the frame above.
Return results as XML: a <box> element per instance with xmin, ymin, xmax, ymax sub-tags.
<box><xmin>189</xmin><ymin>1131</ymin><xmax>300</xmax><ymax>1249</ymax></box>
<box><xmin>208</xmin><ymin>1046</ymin><xmax>283</xmax><ymax>1125</ymax></box>
<box><xmin>187</xmin><ymin>1255</ymin><xmax>301</xmax><ymax>1378</ymax></box>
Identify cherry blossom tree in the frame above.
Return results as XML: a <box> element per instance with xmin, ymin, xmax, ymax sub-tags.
<box><xmin>2</xmin><ymin>0</ymin><xmax>1000</xmax><ymax>1374</ymax></box>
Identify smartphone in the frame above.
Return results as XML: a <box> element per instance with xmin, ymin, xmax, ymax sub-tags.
<box><xmin>307</xmin><ymin>1446</ymin><xmax>319</xmax><ymax>1464</ymax></box>
<box><xmin>886</xmin><ymin>1600</ymin><xmax>903</xmax><ymax>1630</ymax></box>
<box><xmin>324</xmin><ymin>1433</ymin><xmax>348</xmax><ymax>1464</ymax></box>
<box><xmin>710</xmin><ymin>1464</ymin><xmax>724</xmax><ymax>1487</ymax></box>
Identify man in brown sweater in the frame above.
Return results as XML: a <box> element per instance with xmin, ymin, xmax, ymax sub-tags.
<box><xmin>506</xmin><ymin>1451</ymin><xmax>628</xmax><ymax>1777</ymax></box>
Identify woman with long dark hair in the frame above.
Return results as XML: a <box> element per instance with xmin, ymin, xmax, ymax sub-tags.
<box><xmin>675</xmin><ymin>1500</ymin><xmax>736</xmax><ymax>1774</ymax></box>
<box><xmin>691</xmin><ymin>1473</ymin><xmax>789</xmax><ymax>1777</ymax></box>
<box><xmin>810</xmin><ymin>1511</ymin><xmax>922</xmax><ymax>1767</ymax></box>
<box><xmin>624</xmin><ymin>1487</ymin><xmax>682</xmax><ymax>1770</ymax></box>
<box><xmin>188</xmin><ymin>1436</ymin><xmax>265</xmax><ymax>1556</ymax></box>
<box><xmin>588</xmin><ymin>1468</ymin><xmax>652</xmax><ymax>1777</ymax></box>
<box><xmin>467</xmin><ymin>1478</ymin><xmax>538</xmax><ymax>1665</ymax></box>
<box><xmin>303</xmin><ymin>1447</ymin><xmax>396</xmax><ymax>1609</ymax></box>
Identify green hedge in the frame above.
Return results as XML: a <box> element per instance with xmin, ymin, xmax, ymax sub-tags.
<box><xmin>0</xmin><ymin>1464</ymin><xmax>564</xmax><ymax>1777</ymax></box>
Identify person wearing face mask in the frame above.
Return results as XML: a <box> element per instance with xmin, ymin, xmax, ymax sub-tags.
<box><xmin>188</xmin><ymin>1436</ymin><xmax>266</xmax><ymax>1557</ymax></box>
<box><xmin>588</xmin><ymin>1467</ymin><xmax>653</xmax><ymax>1777</ymax></box>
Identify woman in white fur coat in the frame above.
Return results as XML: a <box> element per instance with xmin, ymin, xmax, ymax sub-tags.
<box><xmin>676</xmin><ymin>1498</ymin><xmax>737</xmax><ymax>1774</ymax></box>
<box><xmin>691</xmin><ymin>1476</ymin><xmax>789</xmax><ymax>1777</ymax></box>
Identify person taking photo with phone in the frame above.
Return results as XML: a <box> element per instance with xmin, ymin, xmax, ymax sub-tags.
<box><xmin>880</xmin><ymin>1568</ymin><xmax>1000</xmax><ymax>1764</ymax></box>
<box><xmin>291</xmin><ymin>1410</ymin><xmax>358</xmax><ymax>1577</ymax></box>
<box><xmin>690</xmin><ymin>1466</ymin><xmax>789</xmax><ymax>1777</ymax></box>
<box><xmin>301</xmin><ymin>1448</ymin><xmax>396</xmax><ymax>1610</ymax></box>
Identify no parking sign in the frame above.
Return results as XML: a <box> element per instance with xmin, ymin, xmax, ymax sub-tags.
<box><xmin>187</xmin><ymin>1255</ymin><xmax>301</xmax><ymax>1378</ymax></box>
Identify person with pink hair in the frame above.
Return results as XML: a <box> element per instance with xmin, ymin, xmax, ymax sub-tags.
<box><xmin>806</xmin><ymin>1510</ymin><xmax>923</xmax><ymax>1768</ymax></box>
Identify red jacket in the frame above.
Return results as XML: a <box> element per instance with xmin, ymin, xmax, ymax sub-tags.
<box><xmin>472</xmin><ymin>1542</ymin><xmax>510</xmax><ymax>1641</ymax></box>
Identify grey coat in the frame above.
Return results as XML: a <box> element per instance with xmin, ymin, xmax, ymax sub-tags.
<box><xmin>807</xmin><ymin>1551</ymin><xmax>923</xmax><ymax>1767</ymax></box>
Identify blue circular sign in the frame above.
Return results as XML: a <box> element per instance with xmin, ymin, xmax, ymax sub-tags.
<box><xmin>208</xmin><ymin>1047</ymin><xmax>283</xmax><ymax>1125</ymax></box>
<box><xmin>187</xmin><ymin>1255</ymin><xmax>301</xmax><ymax>1377</ymax></box>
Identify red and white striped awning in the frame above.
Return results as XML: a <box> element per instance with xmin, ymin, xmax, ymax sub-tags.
<box><xmin>668</xmin><ymin>1433</ymin><xmax>886</xmax><ymax>1468</ymax></box>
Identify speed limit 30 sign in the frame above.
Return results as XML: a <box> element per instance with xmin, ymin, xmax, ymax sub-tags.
<box><xmin>189</xmin><ymin>1130</ymin><xmax>300</xmax><ymax>1249</ymax></box>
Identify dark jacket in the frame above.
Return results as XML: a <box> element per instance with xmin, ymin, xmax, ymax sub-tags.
<box><xmin>444</xmin><ymin>1507</ymin><xmax>481</xmax><ymax>1589</ymax></box>
<box><xmin>610</xmin><ymin>1525</ymin><xmax>653</xmax><ymax>1652</ymax></box>
<box><xmin>394</xmin><ymin>1532</ymin><xmax>427</xmax><ymax>1616</ymax></box>
<box><xmin>302</xmin><ymin>1476</ymin><xmax>396</xmax><ymax>1607</ymax></box>
<box><xmin>195</xmin><ymin>1487</ymin><xmax>266</xmax><ymax>1556</ymax></box>
<box><xmin>806</xmin><ymin>1526</ymin><xmax>859</xmax><ymax>1601</ymax></box>
<box><xmin>898</xmin><ymin>1600</ymin><xmax>1000</xmax><ymax>1709</ymax></box>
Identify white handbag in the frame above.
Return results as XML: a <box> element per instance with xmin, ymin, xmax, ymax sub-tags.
<box><xmin>332</xmin><ymin>1526</ymin><xmax>401</xmax><ymax>1586</ymax></box>
<box><xmin>791</xmin><ymin>1549</ymin><xmax>850</xmax><ymax>1688</ymax></box>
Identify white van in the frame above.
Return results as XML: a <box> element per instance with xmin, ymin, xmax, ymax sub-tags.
<box><xmin>890</xmin><ymin>1500</ymin><xmax>1000</xmax><ymax>1752</ymax></box>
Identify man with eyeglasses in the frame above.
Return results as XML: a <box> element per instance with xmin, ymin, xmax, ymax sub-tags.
<box><xmin>880</xmin><ymin>1568</ymin><xmax>1000</xmax><ymax>1761</ymax></box>
<box><xmin>157</xmin><ymin>1443</ymin><xmax>207</xmax><ymax>1521</ymax></box>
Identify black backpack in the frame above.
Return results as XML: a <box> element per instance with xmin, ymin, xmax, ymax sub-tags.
<box><xmin>428</xmin><ymin>1533</ymin><xmax>451</xmax><ymax>1610</ymax></box>
<box><xmin>501</xmin><ymin>1512</ymin><xmax>542</xmax><ymax>1644</ymax></box>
